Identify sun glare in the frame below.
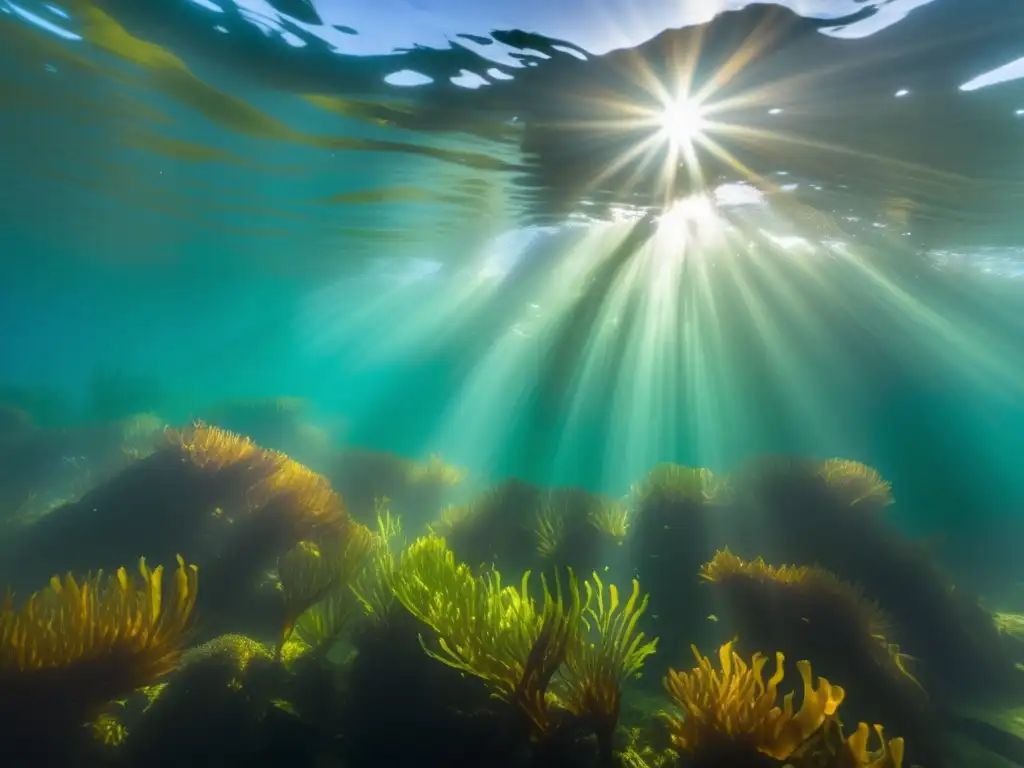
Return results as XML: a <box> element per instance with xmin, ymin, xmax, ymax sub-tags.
<box><xmin>659</xmin><ymin>97</ymin><xmax>707</xmax><ymax>146</ymax></box>
<box><xmin>646</xmin><ymin>193</ymin><xmax>725</xmax><ymax>278</ymax></box>
<box><xmin>657</xmin><ymin>194</ymin><xmax>721</xmax><ymax>243</ymax></box>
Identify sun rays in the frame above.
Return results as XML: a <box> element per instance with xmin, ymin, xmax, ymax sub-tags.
<box><xmin>300</xmin><ymin>162</ymin><xmax>1024</xmax><ymax>494</ymax></box>
<box><xmin>540</xmin><ymin>5</ymin><xmax>813</xmax><ymax>208</ymax></box>
<box><xmin>658</xmin><ymin>97</ymin><xmax>708</xmax><ymax>148</ymax></box>
<box><xmin>296</xmin><ymin>4</ymin><xmax>1024</xmax><ymax>491</ymax></box>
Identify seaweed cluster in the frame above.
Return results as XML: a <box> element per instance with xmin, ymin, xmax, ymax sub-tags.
<box><xmin>663</xmin><ymin>640</ymin><xmax>904</xmax><ymax>767</ymax></box>
<box><xmin>628</xmin><ymin>465</ymin><xmax>732</xmax><ymax>654</ymax></box>
<box><xmin>386</xmin><ymin>533</ymin><xmax>657</xmax><ymax>764</ymax></box>
<box><xmin>275</xmin><ymin>519</ymin><xmax>375</xmax><ymax>658</ymax></box>
<box><xmin>327</xmin><ymin>446</ymin><xmax>467</xmax><ymax>525</ymax></box>
<box><xmin>1</xmin><ymin>411</ymin><xmax>1021</xmax><ymax>767</ymax></box>
<box><xmin>729</xmin><ymin>455</ymin><xmax>1018</xmax><ymax>701</ymax></box>
<box><xmin>436</xmin><ymin>480</ymin><xmax>629</xmax><ymax>581</ymax></box>
<box><xmin>0</xmin><ymin>555</ymin><xmax>198</xmax><ymax>761</ymax></box>
<box><xmin>700</xmin><ymin>550</ymin><xmax>927</xmax><ymax>706</ymax></box>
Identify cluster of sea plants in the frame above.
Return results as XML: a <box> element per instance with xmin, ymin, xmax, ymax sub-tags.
<box><xmin>0</xmin><ymin>404</ymin><xmax>1020</xmax><ymax>766</ymax></box>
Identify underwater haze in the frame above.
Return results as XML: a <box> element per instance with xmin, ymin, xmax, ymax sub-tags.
<box><xmin>2</xmin><ymin>0</ymin><xmax>1024</xmax><ymax>766</ymax></box>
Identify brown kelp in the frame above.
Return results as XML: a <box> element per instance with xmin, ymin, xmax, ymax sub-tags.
<box><xmin>327</xmin><ymin>447</ymin><xmax>466</xmax><ymax>524</ymax></box>
<box><xmin>426</xmin><ymin>478</ymin><xmax>539</xmax><ymax>569</ymax></box>
<box><xmin>664</xmin><ymin>639</ymin><xmax>845</xmax><ymax>763</ymax></box>
<box><xmin>560</xmin><ymin>573</ymin><xmax>658</xmax><ymax>764</ymax></box>
<box><xmin>440</xmin><ymin>480</ymin><xmax>624</xmax><ymax>583</ymax></box>
<box><xmin>699</xmin><ymin>550</ymin><xmax>938</xmax><ymax>764</ymax></box>
<box><xmin>701</xmin><ymin>550</ymin><xmax>925</xmax><ymax>695</ymax></box>
<box><xmin>275</xmin><ymin>520</ymin><xmax>374</xmax><ymax>658</ymax></box>
<box><xmin>0</xmin><ymin>423</ymin><xmax>278</xmax><ymax>588</ymax></box>
<box><xmin>0</xmin><ymin>555</ymin><xmax>198</xmax><ymax>759</ymax></box>
<box><xmin>195</xmin><ymin>437</ymin><xmax>352</xmax><ymax>626</ymax></box>
<box><xmin>533</xmin><ymin>490</ymin><xmax>629</xmax><ymax>566</ymax></box>
<box><xmin>629</xmin><ymin>464</ymin><xmax>732</xmax><ymax>657</ymax></box>
<box><xmin>0</xmin><ymin>423</ymin><xmax>356</xmax><ymax>662</ymax></box>
<box><xmin>663</xmin><ymin>640</ymin><xmax>905</xmax><ymax>768</ymax></box>
<box><xmin>808</xmin><ymin>718</ymin><xmax>907</xmax><ymax>768</ymax></box>
<box><xmin>731</xmin><ymin>455</ymin><xmax>1019</xmax><ymax>700</ymax></box>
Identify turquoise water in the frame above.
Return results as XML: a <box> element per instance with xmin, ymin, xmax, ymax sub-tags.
<box><xmin>4</xmin><ymin>1</ymin><xmax>1024</xmax><ymax>521</ymax></box>
<box><xmin>2</xmin><ymin>2</ymin><xmax>1024</xmax><ymax>765</ymax></box>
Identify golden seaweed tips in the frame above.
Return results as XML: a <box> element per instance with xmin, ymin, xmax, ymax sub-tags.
<box><xmin>817</xmin><ymin>459</ymin><xmax>893</xmax><ymax>507</ymax></box>
<box><xmin>0</xmin><ymin>554</ymin><xmax>199</xmax><ymax>712</ymax></box>
<box><xmin>663</xmin><ymin>640</ymin><xmax>845</xmax><ymax>761</ymax></box>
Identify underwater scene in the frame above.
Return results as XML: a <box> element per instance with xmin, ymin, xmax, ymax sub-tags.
<box><xmin>3</xmin><ymin>0</ymin><xmax>1024</xmax><ymax>765</ymax></box>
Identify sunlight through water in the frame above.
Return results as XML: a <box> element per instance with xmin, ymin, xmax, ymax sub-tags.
<box><xmin>4</xmin><ymin>2</ymin><xmax>1024</xmax><ymax>764</ymax></box>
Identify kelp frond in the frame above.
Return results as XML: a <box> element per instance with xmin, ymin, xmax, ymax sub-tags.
<box><xmin>389</xmin><ymin>535</ymin><xmax>579</xmax><ymax>735</ymax></box>
<box><xmin>811</xmin><ymin>717</ymin><xmax>906</xmax><ymax>768</ymax></box>
<box><xmin>0</xmin><ymin>555</ymin><xmax>197</xmax><ymax>675</ymax></box>
<box><xmin>618</xmin><ymin>726</ymin><xmax>679</xmax><ymax>768</ymax></box>
<box><xmin>407</xmin><ymin>453</ymin><xmax>466</xmax><ymax>486</ymax></box>
<box><xmin>818</xmin><ymin>459</ymin><xmax>893</xmax><ymax>508</ymax></box>
<box><xmin>561</xmin><ymin>574</ymin><xmax>658</xmax><ymax>756</ymax></box>
<box><xmin>294</xmin><ymin>500</ymin><xmax>401</xmax><ymax>648</ymax></box>
<box><xmin>701</xmin><ymin>550</ymin><xmax>891</xmax><ymax>642</ymax></box>
<box><xmin>166</xmin><ymin>421</ymin><xmax>282</xmax><ymax>475</ymax></box>
<box><xmin>351</xmin><ymin>553</ymin><xmax>396</xmax><ymax>621</ymax></box>
<box><xmin>277</xmin><ymin>522</ymin><xmax>374</xmax><ymax>656</ymax></box>
<box><xmin>700</xmin><ymin>550</ymin><xmax>925</xmax><ymax>694</ymax></box>
<box><xmin>587</xmin><ymin>499</ymin><xmax>630</xmax><ymax>541</ymax></box>
<box><xmin>632</xmin><ymin>464</ymin><xmax>728</xmax><ymax>507</ymax></box>
<box><xmin>292</xmin><ymin>587</ymin><xmax>362</xmax><ymax>654</ymax></box>
<box><xmin>841</xmin><ymin>721</ymin><xmax>905</xmax><ymax>767</ymax></box>
<box><xmin>510</xmin><ymin>569</ymin><xmax>581</xmax><ymax>735</ymax></box>
<box><xmin>277</xmin><ymin>540</ymin><xmax>340</xmax><ymax>655</ymax></box>
<box><xmin>387</xmin><ymin>535</ymin><xmax>475</xmax><ymax>627</ymax></box>
<box><xmin>371</xmin><ymin>497</ymin><xmax>403</xmax><ymax>547</ymax></box>
<box><xmin>885</xmin><ymin>642</ymin><xmax>926</xmax><ymax>696</ymax></box>
<box><xmin>90</xmin><ymin>710</ymin><xmax>128</xmax><ymax>748</ymax></box>
<box><xmin>168</xmin><ymin>421</ymin><xmax>346</xmax><ymax>537</ymax></box>
<box><xmin>534</xmin><ymin>498</ymin><xmax>567</xmax><ymax>558</ymax></box>
<box><xmin>252</xmin><ymin>457</ymin><xmax>346</xmax><ymax>530</ymax></box>
<box><xmin>0</xmin><ymin>556</ymin><xmax>198</xmax><ymax>715</ymax></box>
<box><xmin>663</xmin><ymin>640</ymin><xmax>844</xmax><ymax>761</ymax></box>
<box><xmin>702</xmin><ymin>549</ymin><xmax>814</xmax><ymax>586</ymax></box>
<box><xmin>351</xmin><ymin>500</ymin><xmax>404</xmax><ymax>621</ymax></box>
<box><xmin>994</xmin><ymin>611</ymin><xmax>1024</xmax><ymax>636</ymax></box>
<box><xmin>427</xmin><ymin>503</ymin><xmax>474</xmax><ymax>537</ymax></box>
